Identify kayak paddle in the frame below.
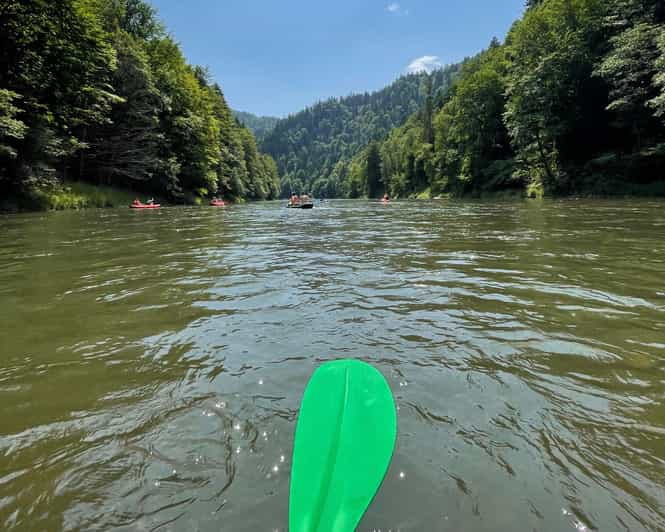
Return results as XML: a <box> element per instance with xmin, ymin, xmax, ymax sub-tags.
<box><xmin>289</xmin><ymin>359</ymin><xmax>397</xmax><ymax>532</ymax></box>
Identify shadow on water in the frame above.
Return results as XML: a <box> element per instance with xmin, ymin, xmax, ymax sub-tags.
<box><xmin>1</xmin><ymin>199</ymin><xmax>664</xmax><ymax>531</ymax></box>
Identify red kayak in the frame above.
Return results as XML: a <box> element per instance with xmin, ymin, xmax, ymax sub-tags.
<box><xmin>210</xmin><ymin>200</ymin><xmax>226</xmax><ymax>207</ymax></box>
<box><xmin>130</xmin><ymin>202</ymin><xmax>160</xmax><ymax>209</ymax></box>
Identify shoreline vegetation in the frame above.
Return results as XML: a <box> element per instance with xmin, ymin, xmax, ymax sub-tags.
<box><xmin>4</xmin><ymin>173</ymin><xmax>665</xmax><ymax>214</ymax></box>
<box><xmin>262</xmin><ymin>0</ymin><xmax>665</xmax><ymax>201</ymax></box>
<box><xmin>1</xmin><ymin>182</ymin><xmax>138</xmax><ymax>212</ymax></box>
<box><xmin>3</xmin><ymin>0</ymin><xmax>665</xmax><ymax>213</ymax></box>
<box><xmin>0</xmin><ymin>0</ymin><xmax>280</xmax><ymax>213</ymax></box>
<box><xmin>5</xmin><ymin>179</ymin><xmax>665</xmax><ymax>215</ymax></box>
<box><xmin>0</xmin><ymin>181</ymin><xmax>242</xmax><ymax>213</ymax></box>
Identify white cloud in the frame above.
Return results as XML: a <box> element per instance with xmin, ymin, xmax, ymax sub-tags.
<box><xmin>386</xmin><ymin>2</ymin><xmax>408</xmax><ymax>15</ymax></box>
<box><xmin>405</xmin><ymin>55</ymin><xmax>442</xmax><ymax>74</ymax></box>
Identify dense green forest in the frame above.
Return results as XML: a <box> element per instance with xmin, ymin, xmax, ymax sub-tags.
<box><xmin>260</xmin><ymin>67</ymin><xmax>462</xmax><ymax>198</ymax></box>
<box><xmin>0</xmin><ymin>0</ymin><xmax>280</xmax><ymax>209</ymax></box>
<box><xmin>233</xmin><ymin>111</ymin><xmax>279</xmax><ymax>143</ymax></box>
<box><xmin>268</xmin><ymin>0</ymin><xmax>665</xmax><ymax>199</ymax></box>
<box><xmin>4</xmin><ymin>0</ymin><xmax>664</xmax><ymax>207</ymax></box>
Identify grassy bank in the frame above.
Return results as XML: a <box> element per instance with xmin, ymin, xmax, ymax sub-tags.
<box><xmin>0</xmin><ymin>182</ymin><xmax>243</xmax><ymax>212</ymax></box>
<box><xmin>0</xmin><ymin>182</ymin><xmax>153</xmax><ymax>212</ymax></box>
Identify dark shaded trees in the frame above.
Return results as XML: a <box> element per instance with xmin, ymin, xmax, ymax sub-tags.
<box><xmin>366</xmin><ymin>142</ymin><xmax>383</xmax><ymax>198</ymax></box>
<box><xmin>0</xmin><ymin>0</ymin><xmax>279</xmax><ymax>205</ymax></box>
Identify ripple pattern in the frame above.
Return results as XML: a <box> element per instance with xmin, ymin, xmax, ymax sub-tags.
<box><xmin>1</xmin><ymin>199</ymin><xmax>664</xmax><ymax>531</ymax></box>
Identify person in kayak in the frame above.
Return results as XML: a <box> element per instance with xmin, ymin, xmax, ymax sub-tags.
<box><xmin>147</xmin><ymin>197</ymin><xmax>155</xmax><ymax>205</ymax></box>
<box><xmin>133</xmin><ymin>198</ymin><xmax>140</xmax><ymax>206</ymax></box>
<box><xmin>382</xmin><ymin>193</ymin><xmax>390</xmax><ymax>201</ymax></box>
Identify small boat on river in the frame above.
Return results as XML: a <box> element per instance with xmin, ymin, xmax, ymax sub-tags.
<box><xmin>130</xmin><ymin>200</ymin><xmax>160</xmax><ymax>209</ymax></box>
<box><xmin>287</xmin><ymin>201</ymin><xmax>314</xmax><ymax>209</ymax></box>
<box><xmin>210</xmin><ymin>199</ymin><xmax>226</xmax><ymax>207</ymax></box>
<box><xmin>287</xmin><ymin>193</ymin><xmax>314</xmax><ymax>209</ymax></box>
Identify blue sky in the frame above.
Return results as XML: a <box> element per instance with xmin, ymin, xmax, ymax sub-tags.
<box><xmin>150</xmin><ymin>0</ymin><xmax>526</xmax><ymax>117</ymax></box>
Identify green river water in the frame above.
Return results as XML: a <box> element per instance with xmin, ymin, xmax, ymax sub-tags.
<box><xmin>1</xmin><ymin>199</ymin><xmax>664</xmax><ymax>531</ymax></box>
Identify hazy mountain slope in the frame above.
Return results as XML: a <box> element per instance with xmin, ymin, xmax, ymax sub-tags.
<box><xmin>233</xmin><ymin>110</ymin><xmax>280</xmax><ymax>141</ymax></box>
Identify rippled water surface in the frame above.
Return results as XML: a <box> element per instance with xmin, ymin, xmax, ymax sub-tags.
<box><xmin>1</xmin><ymin>199</ymin><xmax>665</xmax><ymax>531</ymax></box>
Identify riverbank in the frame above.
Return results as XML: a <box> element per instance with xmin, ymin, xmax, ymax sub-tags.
<box><xmin>0</xmin><ymin>183</ymin><xmax>140</xmax><ymax>213</ymax></box>
<box><xmin>0</xmin><ymin>182</ymin><xmax>241</xmax><ymax>213</ymax></box>
<box><xmin>387</xmin><ymin>177</ymin><xmax>665</xmax><ymax>201</ymax></box>
<box><xmin>5</xmin><ymin>180</ymin><xmax>664</xmax><ymax>214</ymax></box>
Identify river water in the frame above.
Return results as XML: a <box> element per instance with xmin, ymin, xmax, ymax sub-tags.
<box><xmin>1</xmin><ymin>199</ymin><xmax>664</xmax><ymax>531</ymax></box>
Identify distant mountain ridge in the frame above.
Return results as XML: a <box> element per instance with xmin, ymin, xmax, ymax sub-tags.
<box><xmin>232</xmin><ymin>111</ymin><xmax>280</xmax><ymax>141</ymax></box>
<box><xmin>259</xmin><ymin>67</ymin><xmax>462</xmax><ymax>197</ymax></box>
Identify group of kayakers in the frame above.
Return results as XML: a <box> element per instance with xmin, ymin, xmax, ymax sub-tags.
<box><xmin>131</xmin><ymin>192</ymin><xmax>391</xmax><ymax>209</ymax></box>
<box><xmin>132</xmin><ymin>197</ymin><xmax>155</xmax><ymax>206</ymax></box>
<box><xmin>131</xmin><ymin>197</ymin><xmax>227</xmax><ymax>208</ymax></box>
<box><xmin>287</xmin><ymin>192</ymin><xmax>316</xmax><ymax>209</ymax></box>
<box><xmin>289</xmin><ymin>193</ymin><xmax>312</xmax><ymax>205</ymax></box>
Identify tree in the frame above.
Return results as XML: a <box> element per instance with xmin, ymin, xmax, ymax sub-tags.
<box><xmin>595</xmin><ymin>22</ymin><xmax>662</xmax><ymax>148</ymax></box>
<box><xmin>650</xmin><ymin>30</ymin><xmax>665</xmax><ymax>119</ymax></box>
<box><xmin>420</xmin><ymin>75</ymin><xmax>434</xmax><ymax>145</ymax></box>
<box><xmin>0</xmin><ymin>0</ymin><xmax>119</xmax><ymax>188</ymax></box>
<box><xmin>366</xmin><ymin>142</ymin><xmax>383</xmax><ymax>197</ymax></box>
<box><xmin>504</xmin><ymin>0</ymin><xmax>606</xmax><ymax>192</ymax></box>
<box><xmin>88</xmin><ymin>32</ymin><xmax>163</xmax><ymax>184</ymax></box>
<box><xmin>0</xmin><ymin>89</ymin><xmax>27</xmax><ymax>164</ymax></box>
<box><xmin>0</xmin><ymin>0</ymin><xmax>279</xmax><ymax>205</ymax></box>
<box><xmin>433</xmin><ymin>44</ymin><xmax>512</xmax><ymax>193</ymax></box>
<box><xmin>121</xmin><ymin>0</ymin><xmax>164</xmax><ymax>41</ymax></box>
<box><xmin>595</xmin><ymin>0</ymin><xmax>665</xmax><ymax>146</ymax></box>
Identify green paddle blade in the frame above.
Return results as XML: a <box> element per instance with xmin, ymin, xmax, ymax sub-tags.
<box><xmin>289</xmin><ymin>359</ymin><xmax>397</xmax><ymax>532</ymax></box>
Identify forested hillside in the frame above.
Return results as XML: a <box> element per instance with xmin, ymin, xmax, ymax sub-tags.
<box><xmin>260</xmin><ymin>67</ymin><xmax>462</xmax><ymax>197</ymax></box>
<box><xmin>5</xmin><ymin>0</ymin><xmax>663</xmax><ymax>207</ymax></box>
<box><xmin>340</xmin><ymin>0</ymin><xmax>665</xmax><ymax>198</ymax></box>
<box><xmin>0</xmin><ymin>0</ymin><xmax>280</xmax><ymax>209</ymax></box>
<box><xmin>233</xmin><ymin>111</ymin><xmax>279</xmax><ymax>142</ymax></box>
